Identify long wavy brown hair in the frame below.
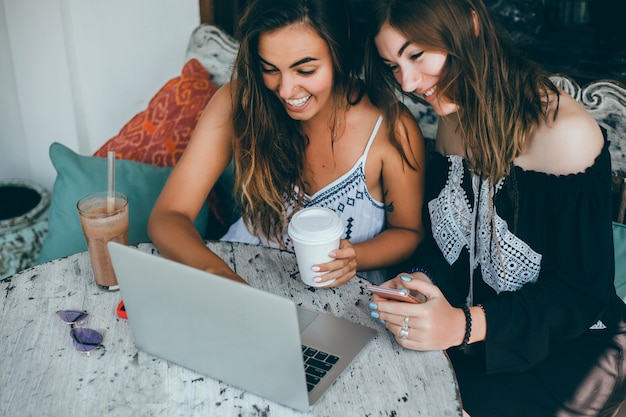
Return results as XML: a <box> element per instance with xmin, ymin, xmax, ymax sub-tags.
<box><xmin>364</xmin><ymin>0</ymin><xmax>559</xmax><ymax>183</ymax></box>
<box><xmin>231</xmin><ymin>0</ymin><xmax>365</xmax><ymax>245</ymax></box>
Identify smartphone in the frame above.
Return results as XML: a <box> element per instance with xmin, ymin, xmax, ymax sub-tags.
<box><xmin>366</xmin><ymin>285</ymin><xmax>421</xmax><ymax>303</ymax></box>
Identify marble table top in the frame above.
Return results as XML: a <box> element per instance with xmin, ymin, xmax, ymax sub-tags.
<box><xmin>0</xmin><ymin>241</ymin><xmax>462</xmax><ymax>416</ymax></box>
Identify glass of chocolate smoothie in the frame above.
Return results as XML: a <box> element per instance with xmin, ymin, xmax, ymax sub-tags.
<box><xmin>77</xmin><ymin>191</ymin><xmax>129</xmax><ymax>291</ymax></box>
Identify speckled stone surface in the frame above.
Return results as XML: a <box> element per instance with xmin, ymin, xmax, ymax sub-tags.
<box><xmin>0</xmin><ymin>241</ymin><xmax>462</xmax><ymax>417</ymax></box>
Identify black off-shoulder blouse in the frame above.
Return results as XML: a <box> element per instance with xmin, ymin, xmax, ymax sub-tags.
<box><xmin>414</xmin><ymin>137</ymin><xmax>626</xmax><ymax>375</ymax></box>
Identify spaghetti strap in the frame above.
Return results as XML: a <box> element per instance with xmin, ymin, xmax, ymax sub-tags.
<box><xmin>362</xmin><ymin>115</ymin><xmax>383</xmax><ymax>160</ymax></box>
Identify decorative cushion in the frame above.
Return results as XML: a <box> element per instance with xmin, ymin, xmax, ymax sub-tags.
<box><xmin>614</xmin><ymin>222</ymin><xmax>626</xmax><ymax>303</ymax></box>
<box><xmin>37</xmin><ymin>142</ymin><xmax>210</xmax><ymax>263</ymax></box>
<box><xmin>93</xmin><ymin>58</ymin><xmax>218</xmax><ymax>167</ymax></box>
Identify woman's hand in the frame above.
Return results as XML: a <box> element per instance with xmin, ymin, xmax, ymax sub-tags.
<box><xmin>370</xmin><ymin>272</ymin><xmax>466</xmax><ymax>351</ymax></box>
<box><xmin>311</xmin><ymin>239</ymin><xmax>358</xmax><ymax>287</ymax></box>
<box><xmin>205</xmin><ymin>266</ymin><xmax>249</xmax><ymax>286</ymax></box>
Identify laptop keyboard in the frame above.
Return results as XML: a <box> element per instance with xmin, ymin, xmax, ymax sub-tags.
<box><xmin>301</xmin><ymin>345</ymin><xmax>340</xmax><ymax>392</ymax></box>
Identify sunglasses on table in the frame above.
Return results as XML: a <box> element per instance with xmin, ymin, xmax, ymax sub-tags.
<box><xmin>56</xmin><ymin>310</ymin><xmax>104</xmax><ymax>355</ymax></box>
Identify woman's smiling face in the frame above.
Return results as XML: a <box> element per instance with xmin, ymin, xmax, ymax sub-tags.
<box><xmin>374</xmin><ymin>23</ymin><xmax>458</xmax><ymax>116</ymax></box>
<box><xmin>258</xmin><ymin>23</ymin><xmax>335</xmax><ymax>123</ymax></box>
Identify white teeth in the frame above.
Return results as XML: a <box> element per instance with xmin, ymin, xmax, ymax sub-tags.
<box><xmin>285</xmin><ymin>95</ymin><xmax>311</xmax><ymax>107</ymax></box>
<box><xmin>423</xmin><ymin>87</ymin><xmax>436</xmax><ymax>97</ymax></box>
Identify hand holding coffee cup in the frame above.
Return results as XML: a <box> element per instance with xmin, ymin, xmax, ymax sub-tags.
<box><xmin>287</xmin><ymin>207</ymin><xmax>344</xmax><ymax>287</ymax></box>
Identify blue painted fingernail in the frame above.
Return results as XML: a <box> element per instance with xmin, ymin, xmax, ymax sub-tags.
<box><xmin>369</xmin><ymin>302</ymin><xmax>377</xmax><ymax>309</ymax></box>
<box><xmin>379</xmin><ymin>319</ymin><xmax>386</xmax><ymax>325</ymax></box>
<box><xmin>400</xmin><ymin>288</ymin><xmax>408</xmax><ymax>294</ymax></box>
<box><xmin>401</xmin><ymin>275</ymin><xmax>412</xmax><ymax>282</ymax></box>
<box><xmin>370</xmin><ymin>311</ymin><xmax>379</xmax><ymax>319</ymax></box>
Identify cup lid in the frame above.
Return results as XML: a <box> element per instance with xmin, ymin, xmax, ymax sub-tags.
<box><xmin>287</xmin><ymin>207</ymin><xmax>344</xmax><ymax>243</ymax></box>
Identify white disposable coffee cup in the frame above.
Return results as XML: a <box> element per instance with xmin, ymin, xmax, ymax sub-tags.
<box><xmin>288</xmin><ymin>207</ymin><xmax>344</xmax><ymax>287</ymax></box>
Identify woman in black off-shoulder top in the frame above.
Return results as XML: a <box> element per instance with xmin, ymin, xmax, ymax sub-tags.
<box><xmin>363</xmin><ymin>0</ymin><xmax>626</xmax><ymax>415</ymax></box>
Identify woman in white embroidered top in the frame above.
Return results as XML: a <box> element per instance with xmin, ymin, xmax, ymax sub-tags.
<box><xmin>365</xmin><ymin>0</ymin><xmax>626</xmax><ymax>415</ymax></box>
<box><xmin>148</xmin><ymin>0</ymin><xmax>425</xmax><ymax>286</ymax></box>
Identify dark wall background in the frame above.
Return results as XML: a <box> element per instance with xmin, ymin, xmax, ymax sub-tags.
<box><xmin>210</xmin><ymin>0</ymin><xmax>626</xmax><ymax>85</ymax></box>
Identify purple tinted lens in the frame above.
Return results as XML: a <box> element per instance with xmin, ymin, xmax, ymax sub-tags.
<box><xmin>70</xmin><ymin>327</ymin><xmax>103</xmax><ymax>352</ymax></box>
<box><xmin>57</xmin><ymin>310</ymin><xmax>89</xmax><ymax>325</ymax></box>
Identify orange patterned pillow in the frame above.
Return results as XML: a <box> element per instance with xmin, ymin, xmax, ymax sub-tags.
<box><xmin>93</xmin><ymin>58</ymin><xmax>218</xmax><ymax>167</ymax></box>
<box><xmin>94</xmin><ymin>59</ymin><xmax>231</xmax><ymax>238</ymax></box>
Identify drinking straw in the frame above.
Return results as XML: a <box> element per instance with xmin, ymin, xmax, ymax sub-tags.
<box><xmin>107</xmin><ymin>151</ymin><xmax>115</xmax><ymax>212</ymax></box>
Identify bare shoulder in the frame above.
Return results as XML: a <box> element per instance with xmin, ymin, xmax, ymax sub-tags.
<box><xmin>179</xmin><ymin>82</ymin><xmax>235</xmax><ymax>167</ymax></box>
<box><xmin>202</xmin><ymin>82</ymin><xmax>234</xmax><ymax>114</ymax></box>
<box><xmin>398</xmin><ymin>105</ymin><xmax>426</xmax><ymax>165</ymax></box>
<box><xmin>515</xmin><ymin>91</ymin><xmax>604</xmax><ymax>175</ymax></box>
<box><xmin>192</xmin><ymin>82</ymin><xmax>235</xmax><ymax>139</ymax></box>
<box><xmin>397</xmin><ymin>103</ymin><xmax>425</xmax><ymax>144</ymax></box>
<box><xmin>378</xmin><ymin>102</ymin><xmax>425</xmax><ymax>165</ymax></box>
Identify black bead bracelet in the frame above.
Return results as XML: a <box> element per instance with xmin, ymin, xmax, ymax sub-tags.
<box><xmin>458</xmin><ymin>305</ymin><xmax>471</xmax><ymax>350</ymax></box>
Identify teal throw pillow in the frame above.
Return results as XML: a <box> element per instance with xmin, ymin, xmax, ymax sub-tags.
<box><xmin>614</xmin><ymin>221</ymin><xmax>626</xmax><ymax>303</ymax></box>
<box><xmin>37</xmin><ymin>142</ymin><xmax>209</xmax><ymax>263</ymax></box>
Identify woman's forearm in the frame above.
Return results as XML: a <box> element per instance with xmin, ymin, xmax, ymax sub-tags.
<box><xmin>148</xmin><ymin>210</ymin><xmax>247</xmax><ymax>284</ymax></box>
<box><xmin>353</xmin><ymin>227</ymin><xmax>423</xmax><ymax>271</ymax></box>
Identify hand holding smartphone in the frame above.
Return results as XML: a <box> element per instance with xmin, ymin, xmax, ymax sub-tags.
<box><xmin>366</xmin><ymin>285</ymin><xmax>421</xmax><ymax>303</ymax></box>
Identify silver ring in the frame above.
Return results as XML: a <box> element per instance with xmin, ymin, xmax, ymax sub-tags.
<box><xmin>399</xmin><ymin>326</ymin><xmax>409</xmax><ymax>339</ymax></box>
<box><xmin>399</xmin><ymin>316</ymin><xmax>410</xmax><ymax>339</ymax></box>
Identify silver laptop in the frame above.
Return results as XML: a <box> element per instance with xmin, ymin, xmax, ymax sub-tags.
<box><xmin>108</xmin><ymin>242</ymin><xmax>377</xmax><ymax>412</ymax></box>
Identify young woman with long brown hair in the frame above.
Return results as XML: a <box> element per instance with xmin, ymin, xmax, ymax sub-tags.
<box><xmin>148</xmin><ymin>0</ymin><xmax>425</xmax><ymax>286</ymax></box>
<box><xmin>365</xmin><ymin>0</ymin><xmax>626</xmax><ymax>414</ymax></box>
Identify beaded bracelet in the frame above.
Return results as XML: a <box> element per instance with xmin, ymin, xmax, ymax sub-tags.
<box><xmin>458</xmin><ymin>305</ymin><xmax>472</xmax><ymax>351</ymax></box>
